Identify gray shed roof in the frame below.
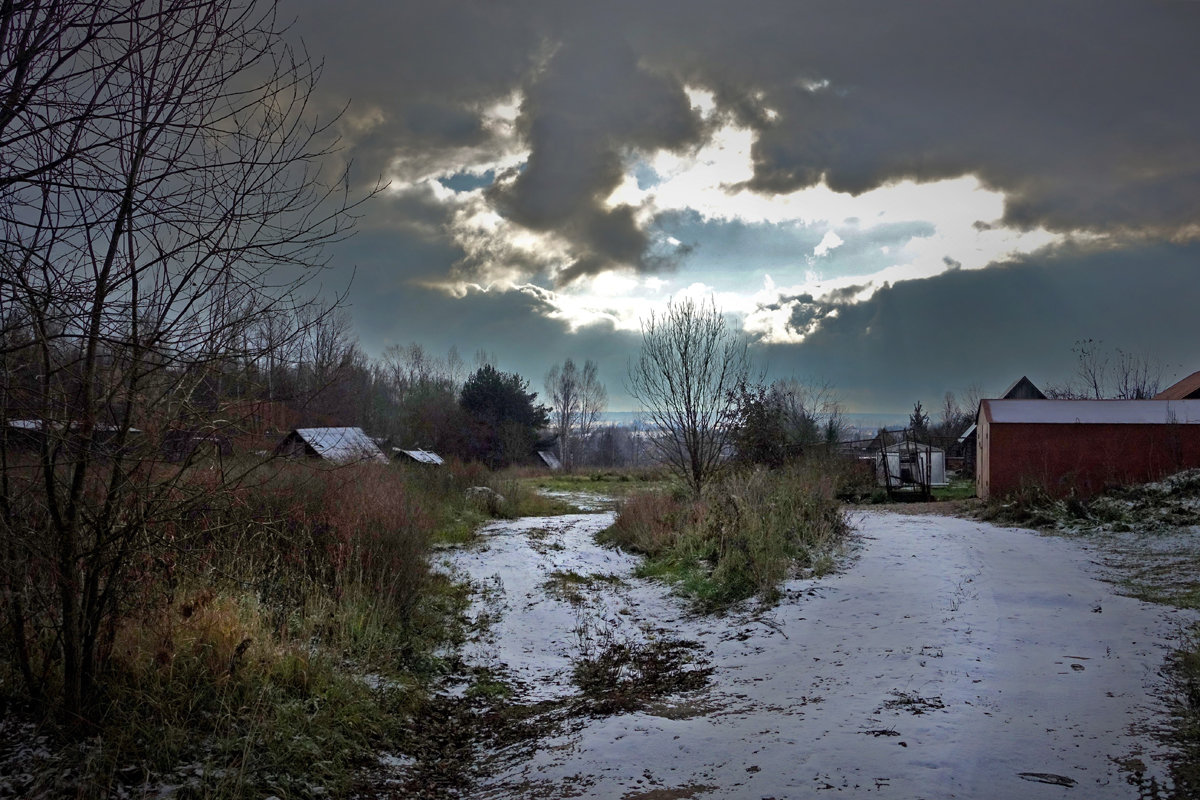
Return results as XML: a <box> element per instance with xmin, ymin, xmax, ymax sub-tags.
<box><xmin>284</xmin><ymin>427</ymin><xmax>388</xmax><ymax>463</ymax></box>
<box><xmin>395</xmin><ymin>448</ymin><xmax>444</xmax><ymax>465</ymax></box>
<box><xmin>883</xmin><ymin>440</ymin><xmax>945</xmax><ymax>454</ymax></box>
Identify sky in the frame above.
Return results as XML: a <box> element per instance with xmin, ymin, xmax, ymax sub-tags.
<box><xmin>287</xmin><ymin>0</ymin><xmax>1200</xmax><ymax>414</ymax></box>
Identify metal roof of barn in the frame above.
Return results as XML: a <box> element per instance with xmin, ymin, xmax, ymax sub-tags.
<box><xmin>1155</xmin><ymin>370</ymin><xmax>1200</xmax><ymax>400</ymax></box>
<box><xmin>395</xmin><ymin>448</ymin><xmax>444</xmax><ymax>465</ymax></box>
<box><xmin>982</xmin><ymin>399</ymin><xmax>1200</xmax><ymax>425</ymax></box>
<box><xmin>292</xmin><ymin>427</ymin><xmax>387</xmax><ymax>463</ymax></box>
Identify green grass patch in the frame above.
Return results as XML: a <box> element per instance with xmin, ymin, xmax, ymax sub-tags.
<box><xmin>933</xmin><ymin>478</ymin><xmax>977</xmax><ymax>501</ymax></box>
<box><xmin>599</xmin><ymin>463</ymin><xmax>851</xmax><ymax>612</ymax></box>
<box><xmin>521</xmin><ymin>467</ymin><xmax>671</xmax><ymax>497</ymax></box>
<box><xmin>1119</xmin><ymin>580</ymin><xmax>1200</xmax><ymax>612</ymax></box>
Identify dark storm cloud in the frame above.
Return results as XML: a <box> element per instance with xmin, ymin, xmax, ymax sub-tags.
<box><xmin>758</xmin><ymin>242</ymin><xmax>1200</xmax><ymax>412</ymax></box>
<box><xmin>294</xmin><ymin>0</ymin><xmax>1200</xmax><ymax>285</ymax></box>
<box><xmin>281</xmin><ymin>0</ymin><xmax>1200</xmax><ymax>411</ymax></box>
<box><xmin>338</xmin><ymin>219</ymin><xmax>1200</xmax><ymax>413</ymax></box>
<box><xmin>658</xmin><ymin>0</ymin><xmax>1200</xmax><ymax>236</ymax></box>
<box><xmin>488</xmin><ymin>25</ymin><xmax>703</xmax><ymax>281</ymax></box>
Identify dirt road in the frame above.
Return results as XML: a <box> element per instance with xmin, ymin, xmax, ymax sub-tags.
<box><xmin>437</xmin><ymin>508</ymin><xmax>1194</xmax><ymax>799</ymax></box>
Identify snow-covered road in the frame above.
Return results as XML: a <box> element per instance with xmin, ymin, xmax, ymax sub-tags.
<box><xmin>441</xmin><ymin>508</ymin><xmax>1195</xmax><ymax>799</ymax></box>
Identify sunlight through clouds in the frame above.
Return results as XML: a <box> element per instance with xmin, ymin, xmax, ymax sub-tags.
<box><xmin>383</xmin><ymin>85</ymin><xmax>1075</xmax><ymax>349</ymax></box>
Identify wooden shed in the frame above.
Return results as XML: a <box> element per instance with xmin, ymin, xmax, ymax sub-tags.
<box><xmin>274</xmin><ymin>427</ymin><xmax>388</xmax><ymax>464</ymax></box>
<box><xmin>976</xmin><ymin>399</ymin><xmax>1200</xmax><ymax>500</ymax></box>
<box><xmin>393</xmin><ymin>448</ymin><xmax>444</xmax><ymax>466</ymax></box>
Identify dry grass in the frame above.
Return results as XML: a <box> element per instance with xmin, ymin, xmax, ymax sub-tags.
<box><xmin>0</xmin><ymin>457</ymin><xmax>501</xmax><ymax>798</ymax></box>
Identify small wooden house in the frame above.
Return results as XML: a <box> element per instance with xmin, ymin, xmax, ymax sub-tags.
<box><xmin>274</xmin><ymin>427</ymin><xmax>388</xmax><ymax>464</ymax></box>
<box><xmin>393</xmin><ymin>448</ymin><xmax>444</xmax><ymax>466</ymax></box>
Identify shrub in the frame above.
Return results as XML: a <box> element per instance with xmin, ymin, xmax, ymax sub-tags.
<box><xmin>602</xmin><ymin>463</ymin><xmax>850</xmax><ymax>611</ymax></box>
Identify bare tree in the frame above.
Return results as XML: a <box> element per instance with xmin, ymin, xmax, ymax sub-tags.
<box><xmin>627</xmin><ymin>297</ymin><xmax>751</xmax><ymax>497</ymax></box>
<box><xmin>1112</xmin><ymin>347</ymin><xmax>1165</xmax><ymax>400</ymax></box>
<box><xmin>1046</xmin><ymin>339</ymin><xmax>1166</xmax><ymax>399</ymax></box>
<box><xmin>0</xmin><ymin>0</ymin><xmax>371</xmax><ymax>716</ymax></box>
<box><xmin>545</xmin><ymin>358</ymin><xmax>607</xmax><ymax>471</ymax></box>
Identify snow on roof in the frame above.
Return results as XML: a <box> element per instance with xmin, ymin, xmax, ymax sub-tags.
<box><xmin>395</xmin><ymin>448</ymin><xmax>444</xmax><ymax>465</ymax></box>
<box><xmin>982</xmin><ymin>399</ymin><xmax>1200</xmax><ymax>425</ymax></box>
<box><xmin>5</xmin><ymin>419</ymin><xmax>139</xmax><ymax>433</ymax></box>
<box><xmin>293</xmin><ymin>427</ymin><xmax>387</xmax><ymax>463</ymax></box>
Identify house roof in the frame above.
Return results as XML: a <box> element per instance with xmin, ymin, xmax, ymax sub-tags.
<box><xmin>981</xmin><ymin>399</ymin><xmax>1200</xmax><ymax>425</ymax></box>
<box><xmin>1155</xmin><ymin>370</ymin><xmax>1200</xmax><ymax>400</ymax></box>
<box><xmin>395</xmin><ymin>448</ymin><xmax>444</xmax><ymax>465</ymax></box>
<box><xmin>1000</xmin><ymin>375</ymin><xmax>1047</xmax><ymax>400</ymax></box>
<box><xmin>538</xmin><ymin>450</ymin><xmax>563</xmax><ymax>470</ymax></box>
<box><xmin>286</xmin><ymin>427</ymin><xmax>387</xmax><ymax>463</ymax></box>
<box><xmin>6</xmin><ymin>419</ymin><xmax>139</xmax><ymax>434</ymax></box>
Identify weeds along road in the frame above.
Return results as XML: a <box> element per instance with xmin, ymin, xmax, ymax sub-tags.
<box><xmin>425</xmin><ymin>504</ymin><xmax>1194</xmax><ymax>799</ymax></box>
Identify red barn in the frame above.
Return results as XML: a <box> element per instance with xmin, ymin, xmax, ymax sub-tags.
<box><xmin>976</xmin><ymin>399</ymin><xmax>1200</xmax><ymax>500</ymax></box>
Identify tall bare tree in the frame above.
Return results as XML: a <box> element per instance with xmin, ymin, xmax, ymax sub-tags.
<box><xmin>627</xmin><ymin>297</ymin><xmax>751</xmax><ymax>497</ymax></box>
<box><xmin>0</xmin><ymin>0</ymin><xmax>370</xmax><ymax>716</ymax></box>
<box><xmin>545</xmin><ymin>358</ymin><xmax>607</xmax><ymax>471</ymax></box>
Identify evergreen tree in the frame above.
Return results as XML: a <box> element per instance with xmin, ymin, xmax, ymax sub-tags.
<box><xmin>460</xmin><ymin>365</ymin><xmax>548</xmax><ymax>467</ymax></box>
